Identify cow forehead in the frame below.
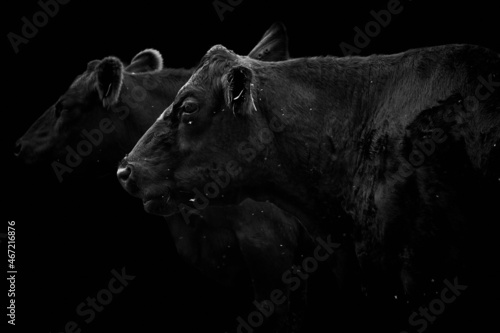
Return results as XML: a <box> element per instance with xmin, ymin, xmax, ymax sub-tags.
<box><xmin>70</xmin><ymin>70</ymin><xmax>94</xmax><ymax>90</ymax></box>
<box><xmin>189</xmin><ymin>62</ymin><xmax>211</xmax><ymax>83</ymax></box>
<box><xmin>176</xmin><ymin>68</ymin><xmax>208</xmax><ymax>97</ymax></box>
<box><xmin>65</xmin><ymin>71</ymin><xmax>96</xmax><ymax>103</ymax></box>
<box><xmin>175</xmin><ymin>55</ymin><xmax>236</xmax><ymax>104</ymax></box>
<box><xmin>185</xmin><ymin>61</ymin><xmax>228</xmax><ymax>92</ymax></box>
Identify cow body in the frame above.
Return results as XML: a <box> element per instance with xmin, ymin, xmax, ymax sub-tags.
<box><xmin>119</xmin><ymin>43</ymin><xmax>499</xmax><ymax>300</ymax></box>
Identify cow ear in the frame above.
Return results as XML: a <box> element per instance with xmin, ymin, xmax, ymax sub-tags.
<box><xmin>247</xmin><ymin>22</ymin><xmax>290</xmax><ymax>61</ymax></box>
<box><xmin>94</xmin><ymin>57</ymin><xmax>124</xmax><ymax>107</ymax></box>
<box><xmin>125</xmin><ymin>48</ymin><xmax>164</xmax><ymax>73</ymax></box>
<box><xmin>223</xmin><ymin>65</ymin><xmax>256</xmax><ymax>115</ymax></box>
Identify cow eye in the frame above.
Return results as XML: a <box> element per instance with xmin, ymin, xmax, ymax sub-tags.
<box><xmin>181</xmin><ymin>98</ymin><xmax>199</xmax><ymax>115</ymax></box>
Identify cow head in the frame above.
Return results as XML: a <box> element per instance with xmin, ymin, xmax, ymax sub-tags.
<box><xmin>14</xmin><ymin>49</ymin><xmax>164</xmax><ymax>168</ymax></box>
<box><xmin>118</xmin><ymin>42</ymin><xmax>292</xmax><ymax>218</ymax></box>
<box><xmin>16</xmin><ymin>22</ymin><xmax>290</xmax><ymax>183</ymax></box>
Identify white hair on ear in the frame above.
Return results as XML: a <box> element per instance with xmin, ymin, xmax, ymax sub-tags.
<box><xmin>249</xmin><ymin>83</ymin><xmax>257</xmax><ymax>112</ymax></box>
<box><xmin>130</xmin><ymin>48</ymin><xmax>164</xmax><ymax>72</ymax></box>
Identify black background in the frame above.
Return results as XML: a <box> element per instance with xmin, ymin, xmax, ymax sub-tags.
<box><xmin>3</xmin><ymin>0</ymin><xmax>499</xmax><ymax>332</ymax></box>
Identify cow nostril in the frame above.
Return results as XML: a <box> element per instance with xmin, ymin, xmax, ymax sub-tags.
<box><xmin>117</xmin><ymin>165</ymin><xmax>132</xmax><ymax>183</ymax></box>
<box><xmin>14</xmin><ymin>141</ymin><xmax>23</xmax><ymax>157</ymax></box>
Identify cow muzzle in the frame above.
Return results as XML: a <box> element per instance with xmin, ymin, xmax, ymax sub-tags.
<box><xmin>117</xmin><ymin>160</ymin><xmax>141</xmax><ymax>196</ymax></box>
<box><xmin>14</xmin><ymin>138</ymin><xmax>45</xmax><ymax>164</ymax></box>
<box><xmin>14</xmin><ymin>139</ymin><xmax>23</xmax><ymax>157</ymax></box>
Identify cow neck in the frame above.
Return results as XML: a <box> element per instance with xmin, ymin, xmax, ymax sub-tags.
<box><xmin>251</xmin><ymin>56</ymin><xmax>390</xmax><ymax>217</ymax></box>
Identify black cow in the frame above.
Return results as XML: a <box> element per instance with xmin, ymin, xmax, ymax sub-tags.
<box><xmin>117</xmin><ymin>43</ymin><xmax>499</xmax><ymax>303</ymax></box>
<box><xmin>16</xmin><ymin>23</ymin><xmax>318</xmax><ymax>331</ymax></box>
